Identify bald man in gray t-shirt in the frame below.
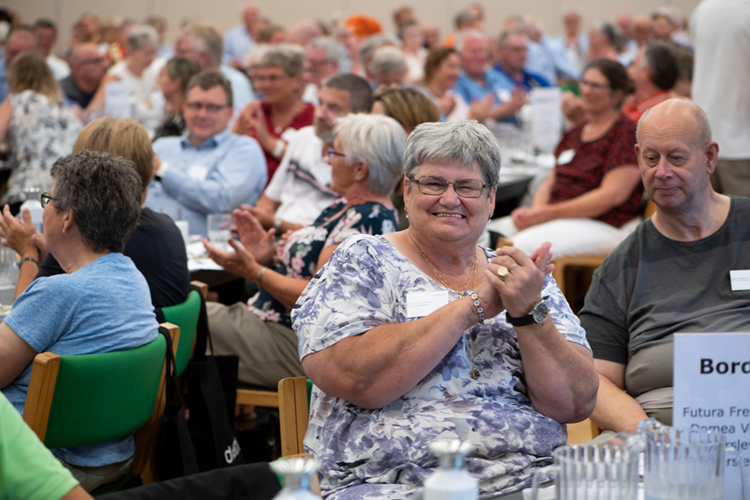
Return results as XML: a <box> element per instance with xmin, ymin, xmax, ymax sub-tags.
<box><xmin>579</xmin><ymin>99</ymin><xmax>750</xmax><ymax>433</ymax></box>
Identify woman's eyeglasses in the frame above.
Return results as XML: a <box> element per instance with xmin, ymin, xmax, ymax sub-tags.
<box><xmin>328</xmin><ymin>148</ymin><xmax>346</xmax><ymax>158</ymax></box>
<box><xmin>579</xmin><ymin>79</ymin><xmax>611</xmax><ymax>91</ymax></box>
<box><xmin>410</xmin><ymin>176</ymin><xmax>488</xmax><ymax>198</ymax></box>
<box><xmin>41</xmin><ymin>192</ymin><xmax>57</xmax><ymax>208</ymax></box>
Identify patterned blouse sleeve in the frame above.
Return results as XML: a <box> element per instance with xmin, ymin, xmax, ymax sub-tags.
<box><xmin>603</xmin><ymin>118</ymin><xmax>638</xmax><ymax>173</ymax></box>
<box><xmin>293</xmin><ymin>235</ymin><xmax>398</xmax><ymax>359</ymax></box>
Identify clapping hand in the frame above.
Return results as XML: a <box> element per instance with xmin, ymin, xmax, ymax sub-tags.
<box><xmin>203</xmin><ymin>236</ymin><xmax>260</xmax><ymax>279</ymax></box>
<box><xmin>233</xmin><ymin>209</ymin><xmax>276</xmax><ymax>267</ymax></box>
<box><xmin>0</xmin><ymin>205</ymin><xmax>46</xmax><ymax>261</ymax></box>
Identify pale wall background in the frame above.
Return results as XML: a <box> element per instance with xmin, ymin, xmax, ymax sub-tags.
<box><xmin>4</xmin><ymin>0</ymin><xmax>701</xmax><ymax>56</ymax></box>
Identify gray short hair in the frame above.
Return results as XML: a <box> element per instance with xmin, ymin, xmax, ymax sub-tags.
<box><xmin>359</xmin><ymin>33</ymin><xmax>401</xmax><ymax>67</ymax></box>
<box><xmin>454</xmin><ymin>29</ymin><xmax>485</xmax><ymax>53</ymax></box>
<box><xmin>50</xmin><ymin>151</ymin><xmax>142</xmax><ymax>253</ymax></box>
<box><xmin>322</xmin><ymin>73</ymin><xmax>373</xmax><ymax>113</ymax></box>
<box><xmin>643</xmin><ymin>41</ymin><xmax>679</xmax><ymax>90</ymax></box>
<box><xmin>180</xmin><ymin>21</ymin><xmax>223</xmax><ymax>67</ymax></box>
<box><xmin>308</xmin><ymin>36</ymin><xmax>340</xmax><ymax>63</ymax></box>
<box><xmin>369</xmin><ymin>45</ymin><xmax>407</xmax><ymax>77</ymax></box>
<box><xmin>185</xmin><ymin>70</ymin><xmax>233</xmax><ymax>107</ymax></box>
<box><xmin>258</xmin><ymin>43</ymin><xmax>305</xmax><ymax>77</ymax></box>
<box><xmin>403</xmin><ymin>120</ymin><xmax>501</xmax><ymax>191</ymax></box>
<box><xmin>126</xmin><ymin>24</ymin><xmax>158</xmax><ymax>51</ymax></box>
<box><xmin>333</xmin><ymin>114</ymin><xmax>406</xmax><ymax>196</ymax></box>
<box><xmin>495</xmin><ymin>29</ymin><xmax>527</xmax><ymax>47</ymax></box>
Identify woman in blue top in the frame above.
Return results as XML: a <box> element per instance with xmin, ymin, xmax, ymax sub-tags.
<box><xmin>0</xmin><ymin>150</ymin><xmax>159</xmax><ymax>491</ymax></box>
<box><xmin>203</xmin><ymin>113</ymin><xmax>405</xmax><ymax>388</ymax></box>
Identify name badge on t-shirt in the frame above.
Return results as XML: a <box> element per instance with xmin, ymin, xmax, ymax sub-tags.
<box><xmin>557</xmin><ymin>149</ymin><xmax>575</xmax><ymax>165</ymax></box>
<box><xmin>187</xmin><ymin>165</ymin><xmax>210</xmax><ymax>181</ymax></box>
<box><xmin>406</xmin><ymin>291</ymin><xmax>450</xmax><ymax>318</ymax></box>
<box><xmin>729</xmin><ymin>270</ymin><xmax>750</xmax><ymax>291</ymax></box>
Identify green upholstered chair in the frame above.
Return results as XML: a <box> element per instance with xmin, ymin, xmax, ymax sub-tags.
<box><xmin>162</xmin><ymin>289</ymin><xmax>202</xmax><ymax>377</ymax></box>
<box><xmin>23</xmin><ymin>323</ymin><xmax>181</xmax><ymax>493</ymax></box>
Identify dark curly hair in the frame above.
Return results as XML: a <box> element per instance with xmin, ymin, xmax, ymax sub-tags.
<box><xmin>50</xmin><ymin>150</ymin><xmax>142</xmax><ymax>253</ymax></box>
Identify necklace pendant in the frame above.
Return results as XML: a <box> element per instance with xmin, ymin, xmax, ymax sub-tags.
<box><xmin>472</xmin><ymin>369</ymin><xmax>479</xmax><ymax>379</ymax></box>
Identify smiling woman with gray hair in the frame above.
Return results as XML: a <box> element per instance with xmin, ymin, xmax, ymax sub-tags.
<box><xmin>203</xmin><ymin>113</ymin><xmax>404</xmax><ymax>390</ymax></box>
<box><xmin>234</xmin><ymin>43</ymin><xmax>315</xmax><ymax>180</ymax></box>
<box><xmin>293</xmin><ymin>119</ymin><xmax>598</xmax><ymax>499</ymax></box>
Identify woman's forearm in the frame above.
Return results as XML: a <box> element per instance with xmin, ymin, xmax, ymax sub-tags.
<box><xmin>544</xmin><ymin>166</ymin><xmax>641</xmax><ymax>220</ymax></box>
<box><xmin>258</xmin><ymin>268</ymin><xmax>311</xmax><ymax>310</ymax></box>
<box><xmin>530</xmin><ymin>172</ymin><xmax>555</xmax><ymax>208</ymax></box>
<box><xmin>515</xmin><ymin>319</ymin><xmax>599</xmax><ymax>423</ymax></box>
<box><xmin>302</xmin><ymin>295</ymin><xmax>480</xmax><ymax>409</ymax></box>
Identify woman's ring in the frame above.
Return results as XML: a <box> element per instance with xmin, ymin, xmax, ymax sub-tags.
<box><xmin>508</xmin><ymin>263</ymin><xmax>519</xmax><ymax>272</ymax></box>
<box><xmin>497</xmin><ymin>266</ymin><xmax>509</xmax><ymax>278</ymax></box>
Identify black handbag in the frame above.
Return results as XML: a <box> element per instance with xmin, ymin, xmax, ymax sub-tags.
<box><xmin>185</xmin><ymin>290</ymin><xmax>245</xmax><ymax>471</ymax></box>
<box><xmin>154</xmin><ymin>326</ymin><xmax>200</xmax><ymax>481</ymax></box>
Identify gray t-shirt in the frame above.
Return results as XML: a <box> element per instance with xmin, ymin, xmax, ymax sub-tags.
<box><xmin>580</xmin><ymin>195</ymin><xmax>750</xmax><ymax>401</ymax></box>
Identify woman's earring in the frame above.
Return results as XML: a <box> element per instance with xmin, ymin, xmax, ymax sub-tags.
<box><xmin>405</xmin><ymin>213</ymin><xmax>409</xmax><ymax>219</ymax></box>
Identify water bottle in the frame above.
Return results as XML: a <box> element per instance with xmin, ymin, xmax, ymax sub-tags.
<box><xmin>18</xmin><ymin>198</ymin><xmax>44</xmax><ymax>233</ymax></box>
<box><xmin>424</xmin><ymin>440</ymin><xmax>478</xmax><ymax>500</ymax></box>
<box><xmin>270</xmin><ymin>457</ymin><xmax>320</xmax><ymax>500</ymax></box>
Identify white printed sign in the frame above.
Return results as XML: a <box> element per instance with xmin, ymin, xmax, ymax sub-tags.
<box><xmin>529</xmin><ymin>87</ymin><xmax>562</xmax><ymax>154</ymax></box>
<box><xmin>673</xmin><ymin>332</ymin><xmax>750</xmax><ymax>499</ymax></box>
<box><xmin>104</xmin><ymin>82</ymin><xmax>132</xmax><ymax>119</ymax></box>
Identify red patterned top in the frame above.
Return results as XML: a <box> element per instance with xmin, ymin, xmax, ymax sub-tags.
<box><xmin>550</xmin><ymin>114</ymin><xmax>642</xmax><ymax>228</ymax></box>
<box><xmin>235</xmin><ymin>101</ymin><xmax>315</xmax><ymax>182</ymax></box>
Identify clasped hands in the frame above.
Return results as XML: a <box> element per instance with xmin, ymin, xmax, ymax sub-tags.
<box><xmin>472</xmin><ymin>242</ymin><xmax>554</xmax><ymax>321</ymax></box>
<box><xmin>202</xmin><ymin>209</ymin><xmax>277</xmax><ymax>280</ymax></box>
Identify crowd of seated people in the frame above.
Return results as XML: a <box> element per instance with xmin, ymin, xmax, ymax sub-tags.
<box><xmin>0</xmin><ymin>0</ymin><xmax>748</xmax><ymax>498</ymax></box>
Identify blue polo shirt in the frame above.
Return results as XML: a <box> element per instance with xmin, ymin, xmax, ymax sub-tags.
<box><xmin>453</xmin><ymin>70</ymin><xmax>507</xmax><ymax>106</ymax></box>
<box><xmin>491</xmin><ymin>63</ymin><xmax>551</xmax><ymax>92</ymax></box>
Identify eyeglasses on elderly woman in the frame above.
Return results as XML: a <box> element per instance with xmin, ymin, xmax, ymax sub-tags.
<box><xmin>40</xmin><ymin>192</ymin><xmax>58</xmax><ymax>208</ymax></box>
<box><xmin>409</xmin><ymin>175</ymin><xmax>488</xmax><ymax>198</ymax></box>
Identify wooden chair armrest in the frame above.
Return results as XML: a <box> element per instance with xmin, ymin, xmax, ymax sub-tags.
<box><xmin>190</xmin><ymin>281</ymin><xmax>209</xmax><ymax>299</ymax></box>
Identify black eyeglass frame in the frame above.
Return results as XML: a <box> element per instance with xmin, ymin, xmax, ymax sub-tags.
<box><xmin>41</xmin><ymin>192</ymin><xmax>57</xmax><ymax>208</ymax></box>
<box><xmin>327</xmin><ymin>147</ymin><xmax>347</xmax><ymax>158</ymax></box>
<box><xmin>409</xmin><ymin>176</ymin><xmax>489</xmax><ymax>199</ymax></box>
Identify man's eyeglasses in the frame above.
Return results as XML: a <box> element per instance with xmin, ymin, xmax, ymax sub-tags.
<box><xmin>328</xmin><ymin>148</ymin><xmax>346</xmax><ymax>158</ymax></box>
<box><xmin>41</xmin><ymin>192</ymin><xmax>57</xmax><ymax>208</ymax></box>
<box><xmin>252</xmin><ymin>74</ymin><xmax>289</xmax><ymax>84</ymax></box>
<box><xmin>579</xmin><ymin>79</ymin><xmax>611</xmax><ymax>91</ymax></box>
<box><xmin>410</xmin><ymin>176</ymin><xmax>488</xmax><ymax>198</ymax></box>
<box><xmin>185</xmin><ymin>102</ymin><xmax>229</xmax><ymax>113</ymax></box>
<box><xmin>78</xmin><ymin>57</ymin><xmax>105</xmax><ymax>66</ymax></box>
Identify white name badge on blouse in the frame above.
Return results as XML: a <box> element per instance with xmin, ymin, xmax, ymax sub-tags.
<box><xmin>406</xmin><ymin>291</ymin><xmax>450</xmax><ymax>318</ymax></box>
<box><xmin>730</xmin><ymin>269</ymin><xmax>750</xmax><ymax>291</ymax></box>
<box><xmin>187</xmin><ymin>165</ymin><xmax>210</xmax><ymax>181</ymax></box>
<box><xmin>557</xmin><ymin>149</ymin><xmax>575</xmax><ymax>165</ymax></box>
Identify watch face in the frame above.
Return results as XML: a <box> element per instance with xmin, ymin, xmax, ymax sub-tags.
<box><xmin>532</xmin><ymin>302</ymin><xmax>549</xmax><ymax>323</ymax></box>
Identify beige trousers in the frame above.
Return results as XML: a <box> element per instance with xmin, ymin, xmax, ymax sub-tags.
<box><xmin>206</xmin><ymin>302</ymin><xmax>305</xmax><ymax>388</ymax></box>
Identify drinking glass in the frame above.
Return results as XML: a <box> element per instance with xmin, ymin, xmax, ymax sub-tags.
<box><xmin>640</xmin><ymin>418</ymin><xmax>725</xmax><ymax>500</ymax></box>
<box><xmin>207</xmin><ymin>213</ymin><xmax>232</xmax><ymax>252</ymax></box>
<box><xmin>530</xmin><ymin>433</ymin><xmax>643</xmax><ymax>500</ymax></box>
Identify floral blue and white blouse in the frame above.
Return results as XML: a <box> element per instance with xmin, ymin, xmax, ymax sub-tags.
<box><xmin>251</xmin><ymin>200</ymin><xmax>397</xmax><ymax>328</ymax></box>
<box><xmin>3</xmin><ymin>90</ymin><xmax>81</xmax><ymax>204</ymax></box>
<box><xmin>292</xmin><ymin>234</ymin><xmax>591</xmax><ymax>500</ymax></box>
